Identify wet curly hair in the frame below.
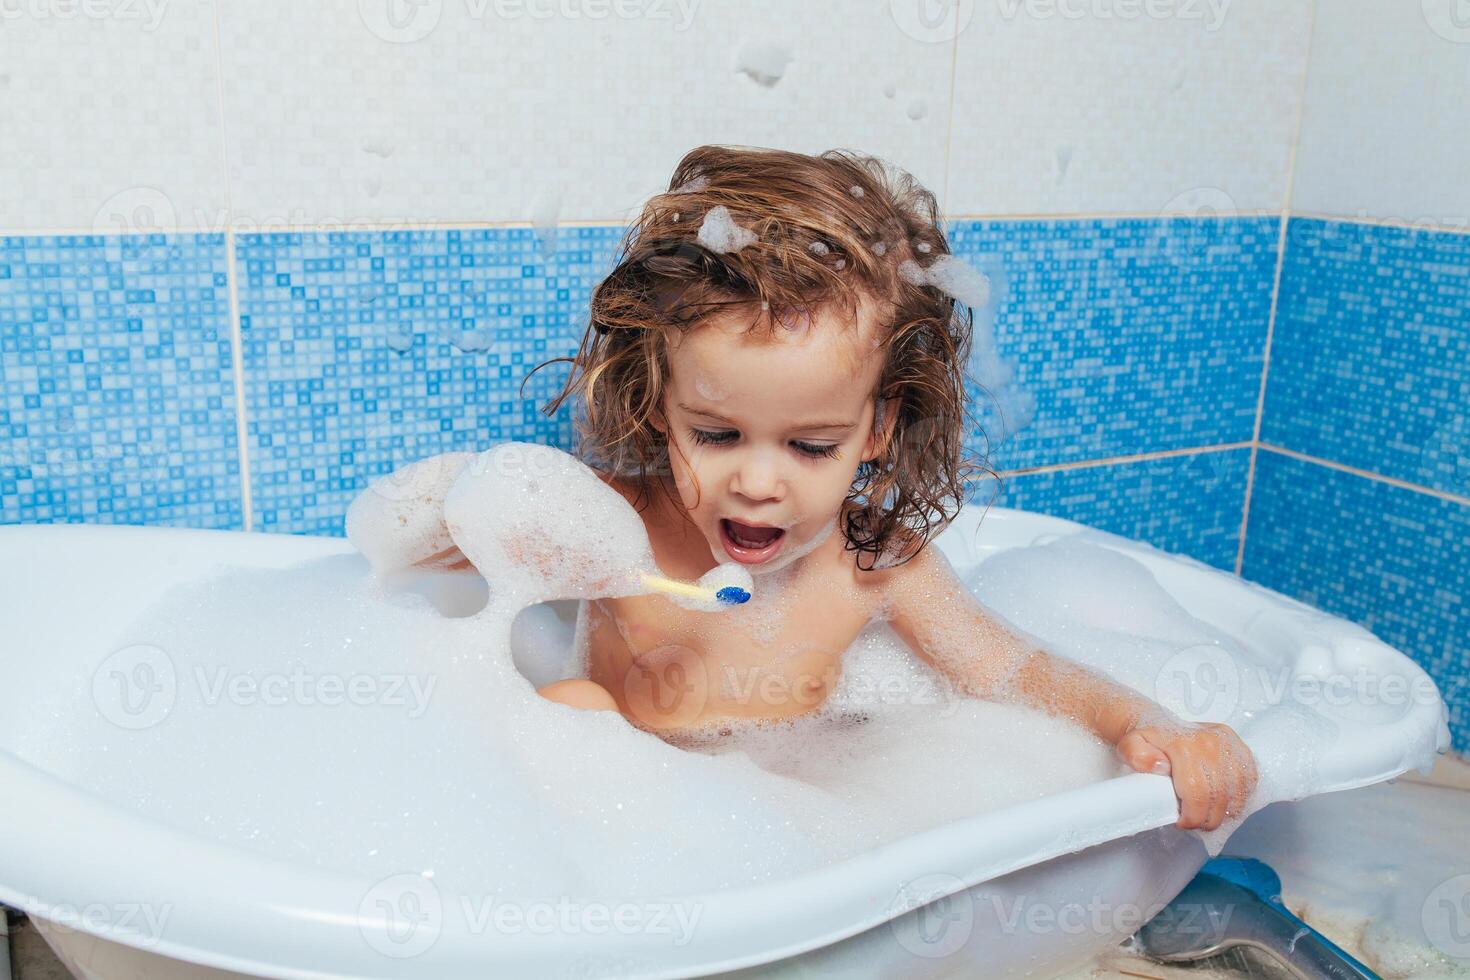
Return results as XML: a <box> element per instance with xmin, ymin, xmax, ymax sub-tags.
<box><xmin>530</xmin><ymin>144</ymin><xmax>992</xmax><ymax>570</ymax></box>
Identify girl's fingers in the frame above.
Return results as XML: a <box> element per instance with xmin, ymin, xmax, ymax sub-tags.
<box><xmin>1206</xmin><ymin>775</ymin><xmax>1229</xmax><ymax>830</ymax></box>
<box><xmin>420</xmin><ymin>544</ymin><xmax>459</xmax><ymax>564</ymax></box>
<box><xmin>418</xmin><ymin>544</ymin><xmax>472</xmax><ymax>570</ymax></box>
<box><xmin>1176</xmin><ymin>767</ymin><xmax>1210</xmax><ymax>829</ymax></box>
<box><xmin>1229</xmin><ymin>757</ymin><xmax>1251</xmax><ymax>818</ymax></box>
<box><xmin>1211</xmin><ymin>727</ymin><xmax>1255</xmax><ymax>821</ymax></box>
<box><xmin>1123</xmin><ymin>727</ymin><xmax>1258</xmax><ymax>830</ymax></box>
<box><xmin>1117</xmin><ymin>730</ymin><xmax>1169</xmax><ymax>774</ymax></box>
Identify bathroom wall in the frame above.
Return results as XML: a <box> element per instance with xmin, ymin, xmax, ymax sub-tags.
<box><xmin>0</xmin><ymin>2</ymin><xmax>1463</xmax><ymax>749</ymax></box>
<box><xmin>1241</xmin><ymin>1</ymin><xmax>1470</xmax><ymax>754</ymax></box>
<box><xmin>0</xmin><ymin>0</ymin><xmax>1306</xmax><ymax>550</ymax></box>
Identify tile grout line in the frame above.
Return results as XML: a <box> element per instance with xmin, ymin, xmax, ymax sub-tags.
<box><xmin>998</xmin><ymin>442</ymin><xmax>1252</xmax><ymax>478</ymax></box>
<box><xmin>222</xmin><ymin>232</ymin><xmax>252</xmax><ymax>532</ymax></box>
<box><xmin>211</xmin><ymin>0</ymin><xmax>253</xmax><ymax>533</ymax></box>
<box><xmin>938</xmin><ymin>4</ymin><xmax>960</xmax><ymax>219</ymax></box>
<box><xmin>1288</xmin><ymin>209</ymin><xmax>1470</xmax><ymax>237</ymax></box>
<box><xmin>1235</xmin><ymin>0</ymin><xmax>1318</xmax><ymax>578</ymax></box>
<box><xmin>1258</xmin><ymin>443</ymin><xmax>1470</xmax><ymax>508</ymax></box>
<box><xmin>943</xmin><ymin>209</ymin><xmax>1275</xmax><ymax>223</ymax></box>
<box><xmin>8</xmin><ymin>211</ymin><xmax>1470</xmax><ymax>238</ymax></box>
<box><xmin>1</xmin><ymin>218</ymin><xmax>629</xmax><ymax>236</ymax></box>
<box><xmin>1233</xmin><ymin>218</ymin><xmax>1288</xmax><ymax>576</ymax></box>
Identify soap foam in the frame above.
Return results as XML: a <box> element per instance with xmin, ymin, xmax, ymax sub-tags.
<box><xmin>733</xmin><ymin>40</ymin><xmax>793</xmax><ymax>88</ymax></box>
<box><xmin>659</xmin><ymin>562</ymin><xmax>755</xmax><ymax>613</ymax></box>
<box><xmin>442</xmin><ymin>443</ymin><xmax>658</xmax><ymax>608</ymax></box>
<box><xmin>899</xmin><ymin>253</ymin><xmax>1036</xmax><ymax>442</ymax></box>
<box><xmin>6</xmin><ymin>444</ymin><xmax>1407</xmax><ymax>908</ymax></box>
<box><xmin>696</xmin><ymin>205</ymin><xmax>757</xmax><ymax>254</ymax></box>
<box><xmin>345</xmin><ymin>451</ymin><xmax>473</xmax><ymax>575</ymax></box>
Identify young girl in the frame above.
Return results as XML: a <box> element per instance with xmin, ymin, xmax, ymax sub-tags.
<box><xmin>365</xmin><ymin>145</ymin><xmax>1257</xmax><ymax>833</ymax></box>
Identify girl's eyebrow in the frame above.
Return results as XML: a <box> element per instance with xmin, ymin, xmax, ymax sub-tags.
<box><xmin>677</xmin><ymin>402</ymin><xmax>855</xmax><ymax>431</ymax></box>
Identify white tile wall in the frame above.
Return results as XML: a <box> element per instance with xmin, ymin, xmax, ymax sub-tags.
<box><xmin>0</xmin><ymin>0</ymin><xmax>228</xmax><ymax>232</ymax></box>
<box><xmin>213</xmin><ymin>0</ymin><xmax>955</xmax><ymax>227</ymax></box>
<box><xmin>947</xmin><ymin>0</ymin><xmax>1313</xmax><ymax>217</ymax></box>
<box><xmin>9</xmin><ymin>1</ymin><xmax>1464</xmax><ymax>231</ymax></box>
<box><xmin>1292</xmin><ymin>0</ymin><xmax>1470</xmax><ymax>227</ymax></box>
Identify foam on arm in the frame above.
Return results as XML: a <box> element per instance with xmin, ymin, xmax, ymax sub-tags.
<box><xmin>442</xmin><ymin>443</ymin><xmax>660</xmax><ymax>606</ymax></box>
<box><xmin>878</xmin><ymin>544</ymin><xmax>1183</xmax><ymax>741</ymax></box>
<box><xmin>345</xmin><ymin>452</ymin><xmax>475</xmax><ymax>576</ymax></box>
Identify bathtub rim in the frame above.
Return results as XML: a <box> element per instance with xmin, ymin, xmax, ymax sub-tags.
<box><xmin>0</xmin><ymin>509</ymin><xmax>1452</xmax><ymax>979</ymax></box>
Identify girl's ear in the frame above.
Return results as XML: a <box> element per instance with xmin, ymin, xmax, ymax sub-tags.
<box><xmin>862</xmin><ymin>396</ymin><xmax>891</xmax><ymax>463</ymax></box>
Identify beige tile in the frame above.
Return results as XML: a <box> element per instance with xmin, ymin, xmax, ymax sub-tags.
<box><xmin>9</xmin><ymin>914</ymin><xmax>78</xmax><ymax>980</ymax></box>
<box><xmin>1399</xmin><ymin>752</ymin><xmax>1470</xmax><ymax>793</ymax></box>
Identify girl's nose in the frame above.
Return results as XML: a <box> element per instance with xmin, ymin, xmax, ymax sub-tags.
<box><xmin>731</xmin><ymin>453</ymin><xmax>784</xmax><ymax>502</ymax></box>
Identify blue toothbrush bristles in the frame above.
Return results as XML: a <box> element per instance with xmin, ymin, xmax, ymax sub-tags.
<box><xmin>716</xmin><ymin>586</ymin><xmax>751</xmax><ymax>605</ymax></box>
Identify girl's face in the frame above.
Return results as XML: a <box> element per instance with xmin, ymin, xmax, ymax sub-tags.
<box><xmin>656</xmin><ymin>299</ymin><xmax>888</xmax><ymax>575</ymax></box>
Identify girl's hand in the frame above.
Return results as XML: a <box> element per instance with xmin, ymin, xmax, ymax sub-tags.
<box><xmin>1117</xmin><ymin>722</ymin><xmax>1259</xmax><ymax>831</ymax></box>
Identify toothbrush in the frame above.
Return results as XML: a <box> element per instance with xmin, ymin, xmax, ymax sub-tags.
<box><xmin>639</xmin><ymin>572</ymin><xmax>751</xmax><ymax>607</ymax></box>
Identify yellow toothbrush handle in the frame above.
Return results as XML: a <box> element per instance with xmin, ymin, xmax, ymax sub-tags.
<box><xmin>640</xmin><ymin>572</ymin><xmax>714</xmax><ymax>601</ymax></box>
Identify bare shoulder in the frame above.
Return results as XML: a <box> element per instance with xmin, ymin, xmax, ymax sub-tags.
<box><xmin>834</xmin><ymin>518</ymin><xmax>961</xmax><ymax>611</ymax></box>
<box><xmin>824</xmin><ymin>505</ymin><xmax>943</xmax><ymax>608</ymax></box>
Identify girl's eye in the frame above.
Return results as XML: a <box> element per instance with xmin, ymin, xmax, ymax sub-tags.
<box><xmin>689</xmin><ymin>428</ymin><xmax>737</xmax><ymax>447</ymax></box>
<box><xmin>793</xmin><ymin>441</ymin><xmax>841</xmax><ymax>461</ymax></box>
<box><xmin>688</xmin><ymin>429</ymin><xmax>841</xmax><ymax>461</ymax></box>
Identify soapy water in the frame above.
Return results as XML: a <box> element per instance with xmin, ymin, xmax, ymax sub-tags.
<box><xmin>13</xmin><ymin>555</ymin><xmax>1127</xmax><ymax>902</ymax></box>
<box><xmin>7</xmin><ymin>442</ymin><xmax>1386</xmax><ymax>907</ymax></box>
<box><xmin>970</xmin><ymin>535</ymin><xmax>1362</xmax><ymax>857</ymax></box>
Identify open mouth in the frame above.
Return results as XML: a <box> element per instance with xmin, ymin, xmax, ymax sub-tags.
<box><xmin>719</xmin><ymin>518</ymin><xmax>787</xmax><ymax>565</ymax></box>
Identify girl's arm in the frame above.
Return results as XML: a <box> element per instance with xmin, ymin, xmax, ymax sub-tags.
<box><xmin>346</xmin><ymin>452</ymin><xmax>475</xmax><ymax>574</ymax></box>
<box><xmin>877</xmin><ymin>542</ymin><xmax>1258</xmax><ymax>832</ymax></box>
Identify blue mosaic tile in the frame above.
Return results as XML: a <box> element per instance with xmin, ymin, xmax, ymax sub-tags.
<box><xmin>1263</xmin><ymin>218</ymin><xmax>1470</xmax><ymax>497</ymax></box>
<box><xmin>1242</xmin><ymin>450</ymin><xmax>1469</xmax><ymax>753</ymax></box>
<box><xmin>235</xmin><ymin>226</ymin><xmax>624</xmax><ymax>535</ymax></box>
<box><xmin>948</xmin><ymin>217</ymin><xmax>1278</xmax><ymax>471</ymax></box>
<box><xmin>0</xmin><ymin>234</ymin><xmax>242</xmax><ymax>528</ymax></box>
<box><xmin>973</xmin><ymin>447</ymin><xmax>1250</xmax><ymax>572</ymax></box>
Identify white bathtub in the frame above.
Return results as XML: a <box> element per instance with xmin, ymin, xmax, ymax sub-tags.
<box><xmin>0</xmin><ymin>506</ymin><xmax>1450</xmax><ymax>979</ymax></box>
